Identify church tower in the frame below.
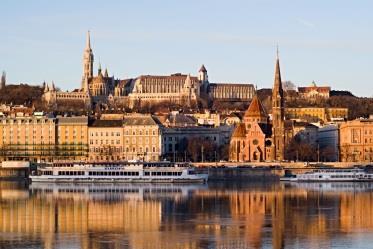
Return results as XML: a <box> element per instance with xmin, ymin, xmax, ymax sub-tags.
<box><xmin>82</xmin><ymin>31</ymin><xmax>94</xmax><ymax>92</ymax></box>
<box><xmin>0</xmin><ymin>71</ymin><xmax>6</xmax><ymax>90</ymax></box>
<box><xmin>198</xmin><ymin>64</ymin><xmax>209</xmax><ymax>93</ymax></box>
<box><xmin>272</xmin><ymin>50</ymin><xmax>285</xmax><ymax>161</ymax></box>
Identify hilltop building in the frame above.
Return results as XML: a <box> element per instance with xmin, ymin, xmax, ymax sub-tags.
<box><xmin>43</xmin><ymin>32</ymin><xmax>255</xmax><ymax>108</ymax></box>
<box><xmin>298</xmin><ymin>81</ymin><xmax>331</xmax><ymax>99</ymax></box>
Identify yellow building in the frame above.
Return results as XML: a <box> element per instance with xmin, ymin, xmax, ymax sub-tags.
<box><xmin>88</xmin><ymin>119</ymin><xmax>123</xmax><ymax>161</ymax></box>
<box><xmin>123</xmin><ymin>114</ymin><xmax>162</xmax><ymax>161</ymax></box>
<box><xmin>285</xmin><ymin>107</ymin><xmax>348</xmax><ymax>122</ymax></box>
<box><xmin>339</xmin><ymin>119</ymin><xmax>373</xmax><ymax>162</ymax></box>
<box><xmin>189</xmin><ymin>110</ymin><xmax>220</xmax><ymax>127</ymax></box>
<box><xmin>0</xmin><ymin>114</ymin><xmax>56</xmax><ymax>162</ymax></box>
<box><xmin>56</xmin><ymin>116</ymin><xmax>88</xmax><ymax>161</ymax></box>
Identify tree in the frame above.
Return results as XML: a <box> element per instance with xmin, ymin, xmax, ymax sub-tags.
<box><xmin>285</xmin><ymin>135</ymin><xmax>317</xmax><ymax>162</ymax></box>
<box><xmin>186</xmin><ymin>136</ymin><xmax>218</xmax><ymax>162</ymax></box>
<box><xmin>283</xmin><ymin>81</ymin><xmax>297</xmax><ymax>91</ymax></box>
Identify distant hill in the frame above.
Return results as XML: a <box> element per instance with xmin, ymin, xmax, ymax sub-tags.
<box><xmin>0</xmin><ymin>84</ymin><xmax>43</xmax><ymax>105</ymax></box>
<box><xmin>256</xmin><ymin>88</ymin><xmax>373</xmax><ymax>120</ymax></box>
<box><xmin>330</xmin><ymin>90</ymin><xmax>355</xmax><ymax>97</ymax></box>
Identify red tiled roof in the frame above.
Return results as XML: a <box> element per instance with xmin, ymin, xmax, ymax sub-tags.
<box><xmin>244</xmin><ymin>95</ymin><xmax>267</xmax><ymax>118</ymax></box>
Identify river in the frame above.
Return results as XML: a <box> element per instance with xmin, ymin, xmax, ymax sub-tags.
<box><xmin>0</xmin><ymin>181</ymin><xmax>372</xmax><ymax>249</ymax></box>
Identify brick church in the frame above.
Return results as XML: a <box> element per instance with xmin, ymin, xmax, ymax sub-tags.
<box><xmin>229</xmin><ymin>53</ymin><xmax>288</xmax><ymax>162</ymax></box>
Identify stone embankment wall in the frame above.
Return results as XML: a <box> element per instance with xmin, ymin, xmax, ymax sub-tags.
<box><xmin>196</xmin><ymin>167</ymin><xmax>280</xmax><ymax>181</ymax></box>
<box><xmin>193</xmin><ymin>161</ymin><xmax>371</xmax><ymax>168</ymax></box>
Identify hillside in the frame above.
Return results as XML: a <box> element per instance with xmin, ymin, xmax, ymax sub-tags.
<box><xmin>257</xmin><ymin>88</ymin><xmax>373</xmax><ymax>120</ymax></box>
<box><xmin>0</xmin><ymin>84</ymin><xmax>43</xmax><ymax>105</ymax></box>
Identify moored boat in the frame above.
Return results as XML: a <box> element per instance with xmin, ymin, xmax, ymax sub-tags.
<box><xmin>30</xmin><ymin>161</ymin><xmax>208</xmax><ymax>183</ymax></box>
<box><xmin>280</xmin><ymin>168</ymin><xmax>373</xmax><ymax>182</ymax></box>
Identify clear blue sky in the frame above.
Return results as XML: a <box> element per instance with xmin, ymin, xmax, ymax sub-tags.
<box><xmin>1</xmin><ymin>0</ymin><xmax>372</xmax><ymax>96</ymax></box>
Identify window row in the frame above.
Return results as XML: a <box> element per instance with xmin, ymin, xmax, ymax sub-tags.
<box><xmin>88</xmin><ymin>171</ymin><xmax>139</xmax><ymax>176</ymax></box>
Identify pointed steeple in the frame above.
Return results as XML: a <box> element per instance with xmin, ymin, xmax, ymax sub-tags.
<box><xmin>273</xmin><ymin>49</ymin><xmax>283</xmax><ymax>98</ymax></box>
<box><xmin>104</xmin><ymin>68</ymin><xmax>109</xmax><ymax>77</ymax></box>
<box><xmin>271</xmin><ymin>46</ymin><xmax>285</xmax><ymax>161</ymax></box>
<box><xmin>0</xmin><ymin>71</ymin><xmax>6</xmax><ymax>89</ymax></box>
<box><xmin>51</xmin><ymin>81</ymin><xmax>56</xmax><ymax>91</ymax></box>
<box><xmin>198</xmin><ymin>64</ymin><xmax>208</xmax><ymax>83</ymax></box>
<box><xmin>82</xmin><ymin>30</ymin><xmax>94</xmax><ymax>90</ymax></box>
<box><xmin>98</xmin><ymin>62</ymin><xmax>102</xmax><ymax>75</ymax></box>
<box><xmin>199</xmin><ymin>64</ymin><xmax>207</xmax><ymax>72</ymax></box>
<box><xmin>86</xmin><ymin>30</ymin><xmax>91</xmax><ymax>50</ymax></box>
<box><xmin>184</xmin><ymin>74</ymin><xmax>192</xmax><ymax>88</ymax></box>
<box><xmin>43</xmin><ymin>81</ymin><xmax>48</xmax><ymax>93</ymax></box>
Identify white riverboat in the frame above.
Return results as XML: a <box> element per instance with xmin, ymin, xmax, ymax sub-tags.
<box><xmin>280</xmin><ymin>168</ymin><xmax>373</xmax><ymax>182</ymax></box>
<box><xmin>29</xmin><ymin>182</ymin><xmax>207</xmax><ymax>201</ymax></box>
<box><xmin>30</xmin><ymin>161</ymin><xmax>208</xmax><ymax>183</ymax></box>
<box><xmin>285</xmin><ymin>182</ymin><xmax>373</xmax><ymax>192</ymax></box>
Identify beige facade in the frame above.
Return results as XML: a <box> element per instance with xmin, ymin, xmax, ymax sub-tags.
<box><xmin>0</xmin><ymin>115</ymin><xmax>90</xmax><ymax>162</ymax></box>
<box><xmin>0</xmin><ymin>115</ymin><xmax>56</xmax><ymax>162</ymax></box>
<box><xmin>340</xmin><ymin>119</ymin><xmax>373</xmax><ymax>162</ymax></box>
<box><xmin>298</xmin><ymin>81</ymin><xmax>330</xmax><ymax>99</ymax></box>
<box><xmin>127</xmin><ymin>74</ymin><xmax>200</xmax><ymax>107</ymax></box>
<box><xmin>88</xmin><ymin>120</ymin><xmax>124</xmax><ymax>161</ymax></box>
<box><xmin>56</xmin><ymin>116</ymin><xmax>88</xmax><ymax>161</ymax></box>
<box><xmin>209</xmin><ymin>83</ymin><xmax>254</xmax><ymax>100</ymax></box>
<box><xmin>189</xmin><ymin>111</ymin><xmax>220</xmax><ymax>127</ymax></box>
<box><xmin>285</xmin><ymin>107</ymin><xmax>348</xmax><ymax>122</ymax></box>
<box><xmin>122</xmin><ymin>115</ymin><xmax>162</xmax><ymax>161</ymax></box>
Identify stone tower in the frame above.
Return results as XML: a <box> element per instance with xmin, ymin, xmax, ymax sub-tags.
<box><xmin>272</xmin><ymin>51</ymin><xmax>285</xmax><ymax>161</ymax></box>
<box><xmin>82</xmin><ymin>31</ymin><xmax>94</xmax><ymax>92</ymax></box>
<box><xmin>198</xmin><ymin>64</ymin><xmax>209</xmax><ymax>93</ymax></box>
<box><xmin>183</xmin><ymin>74</ymin><xmax>194</xmax><ymax>107</ymax></box>
<box><xmin>0</xmin><ymin>71</ymin><xmax>6</xmax><ymax>90</ymax></box>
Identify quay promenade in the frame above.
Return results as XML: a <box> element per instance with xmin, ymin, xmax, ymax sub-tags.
<box><xmin>192</xmin><ymin>161</ymin><xmax>373</xmax><ymax>169</ymax></box>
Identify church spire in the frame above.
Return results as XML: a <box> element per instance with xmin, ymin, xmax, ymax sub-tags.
<box><xmin>273</xmin><ymin>49</ymin><xmax>283</xmax><ymax>98</ymax></box>
<box><xmin>98</xmin><ymin>62</ymin><xmax>102</xmax><ymax>75</ymax></box>
<box><xmin>271</xmin><ymin>47</ymin><xmax>285</xmax><ymax>161</ymax></box>
<box><xmin>0</xmin><ymin>71</ymin><xmax>6</xmax><ymax>89</ymax></box>
<box><xmin>86</xmin><ymin>30</ymin><xmax>91</xmax><ymax>50</ymax></box>
<box><xmin>82</xmin><ymin>30</ymin><xmax>94</xmax><ymax>92</ymax></box>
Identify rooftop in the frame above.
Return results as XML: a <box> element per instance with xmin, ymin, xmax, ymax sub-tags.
<box><xmin>89</xmin><ymin>119</ymin><xmax>123</xmax><ymax>127</ymax></box>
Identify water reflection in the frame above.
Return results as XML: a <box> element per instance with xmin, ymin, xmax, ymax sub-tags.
<box><xmin>0</xmin><ymin>181</ymin><xmax>373</xmax><ymax>248</ymax></box>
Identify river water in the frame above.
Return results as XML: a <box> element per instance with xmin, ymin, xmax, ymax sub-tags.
<box><xmin>0</xmin><ymin>181</ymin><xmax>373</xmax><ymax>249</ymax></box>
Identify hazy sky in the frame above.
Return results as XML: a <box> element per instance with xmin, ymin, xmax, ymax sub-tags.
<box><xmin>1</xmin><ymin>0</ymin><xmax>373</xmax><ymax>96</ymax></box>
